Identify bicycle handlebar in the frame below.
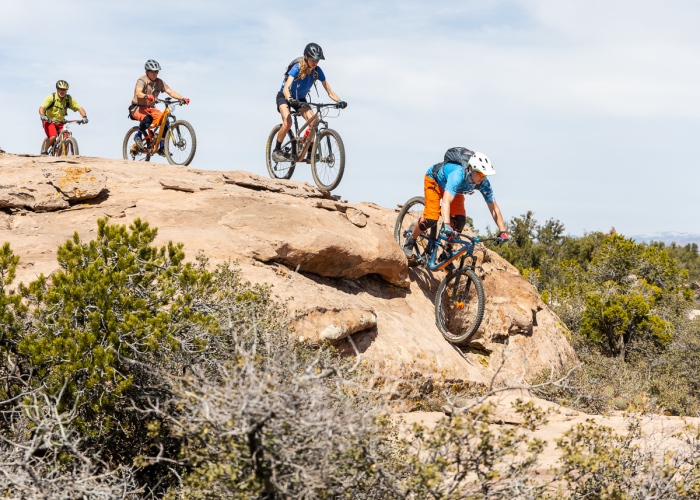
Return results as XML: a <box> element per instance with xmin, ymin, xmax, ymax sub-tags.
<box><xmin>438</xmin><ymin>233</ymin><xmax>502</xmax><ymax>245</ymax></box>
<box><xmin>47</xmin><ymin>118</ymin><xmax>84</xmax><ymax>125</ymax></box>
<box><xmin>155</xmin><ymin>97</ymin><xmax>187</xmax><ymax>106</ymax></box>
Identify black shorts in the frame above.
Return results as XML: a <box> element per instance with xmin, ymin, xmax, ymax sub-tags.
<box><xmin>276</xmin><ymin>92</ymin><xmax>308</xmax><ymax>112</ymax></box>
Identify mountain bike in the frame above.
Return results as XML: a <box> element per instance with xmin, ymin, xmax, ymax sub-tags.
<box><xmin>265</xmin><ymin>102</ymin><xmax>345</xmax><ymax>191</ymax></box>
<box><xmin>123</xmin><ymin>98</ymin><xmax>196</xmax><ymax>166</ymax></box>
<box><xmin>40</xmin><ymin>119</ymin><xmax>83</xmax><ymax>156</ymax></box>
<box><xmin>394</xmin><ymin>196</ymin><xmax>503</xmax><ymax>345</ymax></box>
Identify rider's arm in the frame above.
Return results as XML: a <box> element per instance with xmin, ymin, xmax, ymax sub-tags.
<box><xmin>321</xmin><ymin>80</ymin><xmax>340</xmax><ymax>102</ymax></box>
<box><xmin>78</xmin><ymin>107</ymin><xmax>87</xmax><ymax>118</ymax></box>
<box><xmin>282</xmin><ymin>75</ymin><xmax>295</xmax><ymax>100</ymax></box>
<box><xmin>165</xmin><ymin>88</ymin><xmax>184</xmax><ymax>100</ymax></box>
<box><xmin>487</xmin><ymin>201</ymin><xmax>507</xmax><ymax>233</ymax></box>
<box><xmin>441</xmin><ymin>191</ymin><xmax>455</xmax><ymax>226</ymax></box>
<box><xmin>134</xmin><ymin>79</ymin><xmax>148</xmax><ymax>100</ymax></box>
<box><xmin>38</xmin><ymin>105</ymin><xmax>46</xmax><ymax>117</ymax></box>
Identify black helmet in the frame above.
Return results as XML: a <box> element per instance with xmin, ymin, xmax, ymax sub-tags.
<box><xmin>304</xmin><ymin>43</ymin><xmax>325</xmax><ymax>61</ymax></box>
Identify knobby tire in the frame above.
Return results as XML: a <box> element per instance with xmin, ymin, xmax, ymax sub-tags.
<box><xmin>435</xmin><ymin>267</ymin><xmax>485</xmax><ymax>345</ymax></box>
<box><xmin>165</xmin><ymin>120</ymin><xmax>197</xmax><ymax>166</ymax></box>
<box><xmin>266</xmin><ymin>124</ymin><xmax>295</xmax><ymax>180</ymax></box>
<box><xmin>122</xmin><ymin>126</ymin><xmax>151</xmax><ymax>162</ymax></box>
<box><xmin>310</xmin><ymin>128</ymin><xmax>345</xmax><ymax>191</ymax></box>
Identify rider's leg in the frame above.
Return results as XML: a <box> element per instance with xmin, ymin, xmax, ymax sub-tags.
<box><xmin>276</xmin><ymin>105</ymin><xmax>292</xmax><ymax>145</ymax></box>
<box><xmin>404</xmin><ymin>175</ymin><xmax>443</xmax><ymax>258</ymax></box>
<box><xmin>41</xmin><ymin>122</ymin><xmax>59</xmax><ymax>153</ymax></box>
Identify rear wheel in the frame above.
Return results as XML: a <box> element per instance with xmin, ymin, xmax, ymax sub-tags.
<box><xmin>266</xmin><ymin>124</ymin><xmax>296</xmax><ymax>180</ymax></box>
<box><xmin>394</xmin><ymin>196</ymin><xmax>436</xmax><ymax>266</ymax></box>
<box><xmin>165</xmin><ymin>120</ymin><xmax>197</xmax><ymax>166</ymax></box>
<box><xmin>435</xmin><ymin>268</ymin><xmax>485</xmax><ymax>345</ymax></box>
<box><xmin>310</xmin><ymin>128</ymin><xmax>345</xmax><ymax>191</ymax></box>
<box><xmin>123</xmin><ymin>127</ymin><xmax>151</xmax><ymax>162</ymax></box>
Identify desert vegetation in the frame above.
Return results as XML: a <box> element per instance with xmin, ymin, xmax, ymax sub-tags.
<box><xmin>489</xmin><ymin>212</ymin><xmax>700</xmax><ymax>416</ymax></box>
<box><xmin>2</xmin><ymin>218</ymin><xmax>700</xmax><ymax>498</ymax></box>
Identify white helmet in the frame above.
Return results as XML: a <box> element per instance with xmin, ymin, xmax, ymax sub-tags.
<box><xmin>467</xmin><ymin>152</ymin><xmax>496</xmax><ymax>176</ymax></box>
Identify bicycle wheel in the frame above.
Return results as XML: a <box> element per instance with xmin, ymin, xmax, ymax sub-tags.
<box><xmin>165</xmin><ymin>120</ymin><xmax>197</xmax><ymax>166</ymax></box>
<box><xmin>59</xmin><ymin>137</ymin><xmax>78</xmax><ymax>156</ymax></box>
<box><xmin>394</xmin><ymin>196</ymin><xmax>432</xmax><ymax>265</ymax></box>
<box><xmin>311</xmin><ymin>128</ymin><xmax>345</xmax><ymax>191</ymax></box>
<box><xmin>435</xmin><ymin>268</ymin><xmax>485</xmax><ymax>345</ymax></box>
<box><xmin>265</xmin><ymin>124</ymin><xmax>295</xmax><ymax>180</ymax></box>
<box><xmin>123</xmin><ymin>127</ymin><xmax>151</xmax><ymax>162</ymax></box>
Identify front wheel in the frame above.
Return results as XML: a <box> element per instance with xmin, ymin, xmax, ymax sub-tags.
<box><xmin>59</xmin><ymin>137</ymin><xmax>79</xmax><ymax>156</ymax></box>
<box><xmin>265</xmin><ymin>124</ymin><xmax>295</xmax><ymax>180</ymax></box>
<box><xmin>435</xmin><ymin>268</ymin><xmax>485</xmax><ymax>345</ymax></box>
<box><xmin>123</xmin><ymin>126</ymin><xmax>151</xmax><ymax>162</ymax></box>
<box><xmin>311</xmin><ymin>128</ymin><xmax>345</xmax><ymax>191</ymax></box>
<box><xmin>165</xmin><ymin>120</ymin><xmax>197</xmax><ymax>166</ymax></box>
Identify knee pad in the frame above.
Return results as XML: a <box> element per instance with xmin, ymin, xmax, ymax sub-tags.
<box><xmin>139</xmin><ymin>115</ymin><xmax>153</xmax><ymax>132</ymax></box>
<box><xmin>452</xmin><ymin>215</ymin><xmax>467</xmax><ymax>232</ymax></box>
<box><xmin>418</xmin><ymin>217</ymin><xmax>437</xmax><ymax>232</ymax></box>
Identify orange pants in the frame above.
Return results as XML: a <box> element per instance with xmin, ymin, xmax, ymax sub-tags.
<box><xmin>131</xmin><ymin>106</ymin><xmax>163</xmax><ymax>126</ymax></box>
<box><xmin>422</xmin><ymin>175</ymin><xmax>465</xmax><ymax>222</ymax></box>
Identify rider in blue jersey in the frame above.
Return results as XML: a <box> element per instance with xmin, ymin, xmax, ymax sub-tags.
<box><xmin>403</xmin><ymin>147</ymin><xmax>509</xmax><ymax>262</ymax></box>
<box><xmin>272</xmin><ymin>43</ymin><xmax>347</xmax><ymax>163</ymax></box>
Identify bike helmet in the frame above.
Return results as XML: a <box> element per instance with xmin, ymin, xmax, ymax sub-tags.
<box><xmin>144</xmin><ymin>59</ymin><xmax>161</xmax><ymax>71</ymax></box>
<box><xmin>304</xmin><ymin>43</ymin><xmax>325</xmax><ymax>61</ymax></box>
<box><xmin>55</xmin><ymin>80</ymin><xmax>69</xmax><ymax>90</ymax></box>
<box><xmin>467</xmin><ymin>152</ymin><xmax>496</xmax><ymax>176</ymax></box>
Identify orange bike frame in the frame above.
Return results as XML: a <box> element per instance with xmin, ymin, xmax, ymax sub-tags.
<box><xmin>146</xmin><ymin>107</ymin><xmax>171</xmax><ymax>154</ymax></box>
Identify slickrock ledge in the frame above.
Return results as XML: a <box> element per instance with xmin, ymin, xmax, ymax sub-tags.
<box><xmin>0</xmin><ymin>154</ymin><xmax>577</xmax><ymax>385</ymax></box>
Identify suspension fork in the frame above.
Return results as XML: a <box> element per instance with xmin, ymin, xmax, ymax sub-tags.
<box><xmin>450</xmin><ymin>254</ymin><xmax>477</xmax><ymax>303</ymax></box>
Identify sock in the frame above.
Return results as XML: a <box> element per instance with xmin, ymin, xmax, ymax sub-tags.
<box><xmin>275</xmin><ymin>140</ymin><xmax>282</xmax><ymax>151</ymax></box>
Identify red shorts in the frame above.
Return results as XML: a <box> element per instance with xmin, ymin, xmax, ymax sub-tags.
<box><xmin>131</xmin><ymin>106</ymin><xmax>163</xmax><ymax>126</ymax></box>
<box><xmin>422</xmin><ymin>175</ymin><xmax>466</xmax><ymax>221</ymax></box>
<box><xmin>42</xmin><ymin>121</ymin><xmax>64</xmax><ymax>138</ymax></box>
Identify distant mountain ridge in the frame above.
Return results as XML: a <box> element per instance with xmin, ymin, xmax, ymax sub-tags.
<box><xmin>630</xmin><ymin>231</ymin><xmax>700</xmax><ymax>246</ymax></box>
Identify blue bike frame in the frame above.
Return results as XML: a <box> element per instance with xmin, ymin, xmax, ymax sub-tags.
<box><xmin>421</xmin><ymin>232</ymin><xmax>484</xmax><ymax>272</ymax></box>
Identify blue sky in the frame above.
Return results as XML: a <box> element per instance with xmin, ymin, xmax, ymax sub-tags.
<box><xmin>1</xmin><ymin>0</ymin><xmax>698</xmax><ymax>236</ymax></box>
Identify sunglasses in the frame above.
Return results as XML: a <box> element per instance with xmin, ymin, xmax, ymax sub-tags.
<box><xmin>307</xmin><ymin>56</ymin><xmax>320</xmax><ymax>63</ymax></box>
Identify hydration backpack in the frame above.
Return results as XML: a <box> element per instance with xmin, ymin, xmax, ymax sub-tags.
<box><xmin>431</xmin><ymin>147</ymin><xmax>475</xmax><ymax>178</ymax></box>
<box><xmin>284</xmin><ymin>57</ymin><xmax>319</xmax><ymax>83</ymax></box>
<box><xmin>45</xmin><ymin>93</ymin><xmax>74</xmax><ymax>113</ymax></box>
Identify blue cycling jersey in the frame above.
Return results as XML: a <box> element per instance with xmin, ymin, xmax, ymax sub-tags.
<box><xmin>426</xmin><ymin>162</ymin><xmax>495</xmax><ymax>203</ymax></box>
<box><xmin>279</xmin><ymin>63</ymin><xmax>326</xmax><ymax>99</ymax></box>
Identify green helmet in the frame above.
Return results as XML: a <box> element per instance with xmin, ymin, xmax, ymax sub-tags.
<box><xmin>56</xmin><ymin>80</ymin><xmax>69</xmax><ymax>90</ymax></box>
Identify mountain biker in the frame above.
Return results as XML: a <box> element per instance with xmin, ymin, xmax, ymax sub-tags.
<box><xmin>271</xmin><ymin>43</ymin><xmax>347</xmax><ymax>163</ymax></box>
<box><xmin>38</xmin><ymin>80</ymin><xmax>87</xmax><ymax>155</ymax></box>
<box><xmin>402</xmin><ymin>147</ymin><xmax>509</xmax><ymax>261</ymax></box>
<box><xmin>129</xmin><ymin>59</ymin><xmax>189</xmax><ymax>155</ymax></box>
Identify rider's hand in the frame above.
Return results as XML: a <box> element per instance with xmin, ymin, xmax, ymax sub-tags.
<box><xmin>146</xmin><ymin>94</ymin><xmax>155</xmax><ymax>102</ymax></box>
<box><xmin>81</xmin><ymin>117</ymin><xmax>89</xmax><ymax>124</ymax></box>
<box><xmin>182</xmin><ymin>98</ymin><xmax>190</xmax><ymax>105</ymax></box>
<box><xmin>40</xmin><ymin>115</ymin><xmax>49</xmax><ymax>122</ymax></box>
<box><xmin>336</xmin><ymin>100</ymin><xmax>347</xmax><ymax>109</ymax></box>
<box><xmin>496</xmin><ymin>231</ymin><xmax>509</xmax><ymax>245</ymax></box>
<box><xmin>440</xmin><ymin>224</ymin><xmax>455</xmax><ymax>238</ymax></box>
<box><xmin>287</xmin><ymin>98</ymin><xmax>301</xmax><ymax>108</ymax></box>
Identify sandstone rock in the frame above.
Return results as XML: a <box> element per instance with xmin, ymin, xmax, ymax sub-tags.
<box><xmin>0</xmin><ymin>182</ymin><xmax>69</xmax><ymax>212</ymax></box>
<box><xmin>42</xmin><ymin>166</ymin><xmax>107</xmax><ymax>202</ymax></box>
<box><xmin>160</xmin><ymin>179</ymin><xmax>196</xmax><ymax>193</ymax></box>
<box><xmin>0</xmin><ymin>154</ymin><xmax>577</xmax><ymax>385</ymax></box>
<box><xmin>292</xmin><ymin>307</ymin><xmax>377</xmax><ymax>342</ymax></box>
<box><xmin>218</xmin><ymin>196</ymin><xmax>409</xmax><ymax>287</ymax></box>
